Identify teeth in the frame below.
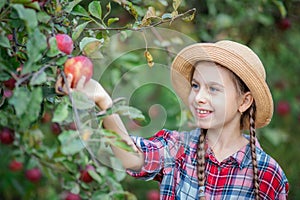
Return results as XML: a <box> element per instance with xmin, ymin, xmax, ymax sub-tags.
<box><xmin>197</xmin><ymin>109</ymin><xmax>210</xmax><ymax>114</ymax></box>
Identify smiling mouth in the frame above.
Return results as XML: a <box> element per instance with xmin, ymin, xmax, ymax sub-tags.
<box><xmin>195</xmin><ymin>108</ymin><xmax>212</xmax><ymax>117</ymax></box>
<box><xmin>197</xmin><ymin>109</ymin><xmax>211</xmax><ymax>114</ymax></box>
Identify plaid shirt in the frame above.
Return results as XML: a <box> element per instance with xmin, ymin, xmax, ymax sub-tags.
<box><xmin>127</xmin><ymin>128</ymin><xmax>289</xmax><ymax>200</ymax></box>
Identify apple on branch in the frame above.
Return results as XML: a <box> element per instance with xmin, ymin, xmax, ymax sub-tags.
<box><xmin>55</xmin><ymin>34</ymin><xmax>74</xmax><ymax>55</ymax></box>
<box><xmin>0</xmin><ymin>127</ymin><xmax>15</xmax><ymax>145</ymax></box>
<box><xmin>79</xmin><ymin>165</ymin><xmax>95</xmax><ymax>183</ymax></box>
<box><xmin>25</xmin><ymin>168</ymin><xmax>42</xmax><ymax>183</ymax></box>
<box><xmin>64</xmin><ymin>56</ymin><xmax>93</xmax><ymax>88</ymax></box>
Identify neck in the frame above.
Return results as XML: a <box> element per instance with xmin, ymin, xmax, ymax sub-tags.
<box><xmin>206</xmin><ymin>126</ymin><xmax>248</xmax><ymax>162</ymax></box>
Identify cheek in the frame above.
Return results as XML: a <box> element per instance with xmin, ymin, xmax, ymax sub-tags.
<box><xmin>188</xmin><ymin>92</ymin><xmax>193</xmax><ymax>102</ymax></box>
<box><xmin>188</xmin><ymin>92</ymin><xmax>195</xmax><ymax>108</ymax></box>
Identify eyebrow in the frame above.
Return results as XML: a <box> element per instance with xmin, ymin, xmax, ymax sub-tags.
<box><xmin>191</xmin><ymin>79</ymin><xmax>224</xmax><ymax>88</ymax></box>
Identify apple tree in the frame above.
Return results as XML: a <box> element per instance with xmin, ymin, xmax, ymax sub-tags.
<box><xmin>0</xmin><ymin>0</ymin><xmax>195</xmax><ymax>199</ymax></box>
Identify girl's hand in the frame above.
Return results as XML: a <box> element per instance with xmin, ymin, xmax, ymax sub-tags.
<box><xmin>55</xmin><ymin>74</ymin><xmax>112</xmax><ymax>110</ymax></box>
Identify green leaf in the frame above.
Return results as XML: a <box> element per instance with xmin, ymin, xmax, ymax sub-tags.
<box><xmin>0</xmin><ymin>111</ymin><xmax>8</xmax><ymax>127</ymax></box>
<box><xmin>0</xmin><ymin>34</ymin><xmax>11</xmax><ymax>48</ymax></box>
<box><xmin>52</xmin><ymin>101</ymin><xmax>69</xmax><ymax>122</ymax></box>
<box><xmin>70</xmin><ymin>183</ymin><xmax>80</xmax><ymax>194</ymax></box>
<box><xmin>56</xmin><ymin>56</ymin><xmax>68</xmax><ymax>66</ymax></box>
<box><xmin>8</xmin><ymin>87</ymin><xmax>42</xmax><ymax>124</ymax></box>
<box><xmin>101</xmin><ymin>129</ymin><xmax>121</xmax><ymax>139</ymax></box>
<box><xmin>110</xmin><ymin>157</ymin><xmax>126</xmax><ymax>181</ymax></box>
<box><xmin>8</xmin><ymin>87</ymin><xmax>31</xmax><ymax>117</ymax></box>
<box><xmin>88</xmin><ymin>1</ymin><xmax>102</xmax><ymax>20</ymax></box>
<box><xmin>72</xmin><ymin>5</ymin><xmax>89</xmax><ymax>17</ymax></box>
<box><xmin>30</xmin><ymin>127</ymin><xmax>44</xmax><ymax>143</ymax></box>
<box><xmin>92</xmin><ymin>192</ymin><xmax>110</xmax><ymax>200</ymax></box>
<box><xmin>46</xmin><ymin>37</ymin><xmax>60</xmax><ymax>57</ymax></box>
<box><xmin>88</xmin><ymin>170</ymin><xmax>102</xmax><ymax>184</ymax></box>
<box><xmin>79</xmin><ymin>37</ymin><xmax>104</xmax><ymax>56</ymax></box>
<box><xmin>71</xmin><ymin>91</ymin><xmax>95</xmax><ymax>110</ymax></box>
<box><xmin>72</xmin><ymin>21</ymin><xmax>91</xmax><ymax>41</ymax></box>
<box><xmin>172</xmin><ymin>0</ymin><xmax>182</xmax><ymax>11</ymax></box>
<box><xmin>272</xmin><ymin>0</ymin><xmax>287</xmax><ymax>18</ymax></box>
<box><xmin>22</xmin><ymin>61</ymin><xmax>38</xmax><ymax>74</ymax></box>
<box><xmin>12</xmin><ymin>4</ymin><xmax>37</xmax><ymax>31</ymax></box>
<box><xmin>103</xmin><ymin>2</ymin><xmax>111</xmax><ymax>20</ymax></box>
<box><xmin>112</xmin><ymin>139</ymin><xmax>134</xmax><ymax>152</ymax></box>
<box><xmin>27</xmin><ymin>87</ymin><xmax>43</xmax><ymax>123</ymax></box>
<box><xmin>11</xmin><ymin>0</ymin><xmax>32</xmax><ymax>4</ymax></box>
<box><xmin>64</xmin><ymin>0</ymin><xmax>83</xmax><ymax>13</ymax></box>
<box><xmin>182</xmin><ymin>9</ymin><xmax>196</xmax><ymax>22</ymax></box>
<box><xmin>58</xmin><ymin>130</ymin><xmax>85</xmax><ymax>155</ymax></box>
<box><xmin>23</xmin><ymin>2</ymin><xmax>40</xmax><ymax>11</ymax></box>
<box><xmin>37</xmin><ymin>11</ymin><xmax>51</xmax><ymax>23</ymax></box>
<box><xmin>114</xmin><ymin>105</ymin><xmax>145</xmax><ymax>120</ymax></box>
<box><xmin>126</xmin><ymin>2</ymin><xmax>138</xmax><ymax>20</ymax></box>
<box><xmin>61</xmin><ymin>160</ymin><xmax>77</xmax><ymax>173</ymax></box>
<box><xmin>30</xmin><ymin>71</ymin><xmax>47</xmax><ymax>85</ymax></box>
<box><xmin>0</xmin><ymin>1</ymin><xmax>5</xmax><ymax>10</ymax></box>
<box><xmin>107</xmin><ymin>17</ymin><xmax>119</xmax><ymax>26</ymax></box>
<box><xmin>25</xmin><ymin>29</ymin><xmax>47</xmax><ymax>70</ymax></box>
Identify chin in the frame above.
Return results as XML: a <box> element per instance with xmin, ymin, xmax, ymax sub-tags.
<box><xmin>194</xmin><ymin>121</ymin><xmax>211</xmax><ymax>129</ymax></box>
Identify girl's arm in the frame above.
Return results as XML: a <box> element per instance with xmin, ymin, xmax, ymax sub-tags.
<box><xmin>56</xmin><ymin>75</ymin><xmax>144</xmax><ymax>171</ymax></box>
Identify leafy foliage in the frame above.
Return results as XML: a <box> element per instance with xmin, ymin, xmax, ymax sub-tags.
<box><xmin>0</xmin><ymin>0</ymin><xmax>194</xmax><ymax>199</ymax></box>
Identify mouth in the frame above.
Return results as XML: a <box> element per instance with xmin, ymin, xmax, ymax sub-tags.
<box><xmin>195</xmin><ymin>108</ymin><xmax>212</xmax><ymax>118</ymax></box>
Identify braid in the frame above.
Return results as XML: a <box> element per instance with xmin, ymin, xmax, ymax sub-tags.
<box><xmin>197</xmin><ymin>128</ymin><xmax>207</xmax><ymax>200</ymax></box>
<box><xmin>249</xmin><ymin>104</ymin><xmax>260</xmax><ymax>200</ymax></box>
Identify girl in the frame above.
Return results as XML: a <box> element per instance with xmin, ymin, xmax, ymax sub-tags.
<box><xmin>56</xmin><ymin>40</ymin><xmax>289</xmax><ymax>199</ymax></box>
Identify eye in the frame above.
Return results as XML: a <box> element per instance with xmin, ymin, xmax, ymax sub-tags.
<box><xmin>191</xmin><ymin>82</ymin><xmax>199</xmax><ymax>90</ymax></box>
<box><xmin>209</xmin><ymin>86</ymin><xmax>218</xmax><ymax>92</ymax></box>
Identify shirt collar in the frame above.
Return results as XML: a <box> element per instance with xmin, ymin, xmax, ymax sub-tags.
<box><xmin>231</xmin><ymin>134</ymin><xmax>262</xmax><ymax>169</ymax></box>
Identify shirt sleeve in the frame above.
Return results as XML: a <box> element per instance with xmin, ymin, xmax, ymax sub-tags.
<box><xmin>126</xmin><ymin>129</ymin><xmax>182</xmax><ymax>181</ymax></box>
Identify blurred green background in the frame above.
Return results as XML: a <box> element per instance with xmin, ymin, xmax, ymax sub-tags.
<box><xmin>99</xmin><ymin>1</ymin><xmax>300</xmax><ymax>199</ymax></box>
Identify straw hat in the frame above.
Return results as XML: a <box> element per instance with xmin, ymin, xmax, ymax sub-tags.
<box><xmin>171</xmin><ymin>40</ymin><xmax>273</xmax><ymax>129</ymax></box>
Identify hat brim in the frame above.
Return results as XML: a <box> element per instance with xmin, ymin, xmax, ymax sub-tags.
<box><xmin>171</xmin><ymin>41</ymin><xmax>273</xmax><ymax>129</ymax></box>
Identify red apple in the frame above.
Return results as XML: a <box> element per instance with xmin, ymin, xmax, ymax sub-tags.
<box><xmin>79</xmin><ymin>165</ymin><xmax>95</xmax><ymax>183</ymax></box>
<box><xmin>276</xmin><ymin>100</ymin><xmax>290</xmax><ymax>116</ymax></box>
<box><xmin>9</xmin><ymin>160</ymin><xmax>23</xmax><ymax>172</ymax></box>
<box><xmin>66</xmin><ymin>122</ymin><xmax>77</xmax><ymax>130</ymax></box>
<box><xmin>41</xmin><ymin>112</ymin><xmax>52</xmax><ymax>123</ymax></box>
<box><xmin>7</xmin><ymin>34</ymin><xmax>13</xmax><ymax>41</ymax></box>
<box><xmin>51</xmin><ymin>122</ymin><xmax>62</xmax><ymax>135</ymax></box>
<box><xmin>55</xmin><ymin>34</ymin><xmax>74</xmax><ymax>55</ymax></box>
<box><xmin>64</xmin><ymin>56</ymin><xmax>93</xmax><ymax>88</ymax></box>
<box><xmin>277</xmin><ymin>18</ymin><xmax>291</xmax><ymax>31</ymax></box>
<box><xmin>25</xmin><ymin>168</ymin><xmax>42</xmax><ymax>183</ymax></box>
<box><xmin>65</xmin><ymin>192</ymin><xmax>81</xmax><ymax>200</ymax></box>
<box><xmin>3</xmin><ymin>89</ymin><xmax>13</xmax><ymax>98</ymax></box>
<box><xmin>3</xmin><ymin>78</ymin><xmax>16</xmax><ymax>90</ymax></box>
<box><xmin>146</xmin><ymin>189</ymin><xmax>160</xmax><ymax>200</ymax></box>
<box><xmin>0</xmin><ymin>127</ymin><xmax>15</xmax><ymax>144</ymax></box>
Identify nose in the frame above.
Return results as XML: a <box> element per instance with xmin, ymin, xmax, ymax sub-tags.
<box><xmin>195</xmin><ymin>87</ymin><xmax>210</xmax><ymax>104</ymax></box>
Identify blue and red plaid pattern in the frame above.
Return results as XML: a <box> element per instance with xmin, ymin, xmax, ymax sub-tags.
<box><xmin>127</xmin><ymin>128</ymin><xmax>289</xmax><ymax>199</ymax></box>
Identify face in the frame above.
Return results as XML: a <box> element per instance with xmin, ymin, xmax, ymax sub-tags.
<box><xmin>188</xmin><ymin>61</ymin><xmax>243</xmax><ymax>130</ymax></box>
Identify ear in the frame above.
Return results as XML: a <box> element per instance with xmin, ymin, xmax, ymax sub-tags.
<box><xmin>238</xmin><ymin>91</ymin><xmax>253</xmax><ymax>113</ymax></box>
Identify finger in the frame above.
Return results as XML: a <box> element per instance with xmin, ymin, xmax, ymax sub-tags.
<box><xmin>76</xmin><ymin>75</ymin><xmax>86</xmax><ymax>90</ymax></box>
<box><xmin>126</xmin><ymin>140</ymin><xmax>139</xmax><ymax>153</ymax></box>
<box><xmin>61</xmin><ymin>74</ymin><xmax>73</xmax><ymax>93</ymax></box>
<box><xmin>65</xmin><ymin>73</ymin><xmax>73</xmax><ymax>88</ymax></box>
